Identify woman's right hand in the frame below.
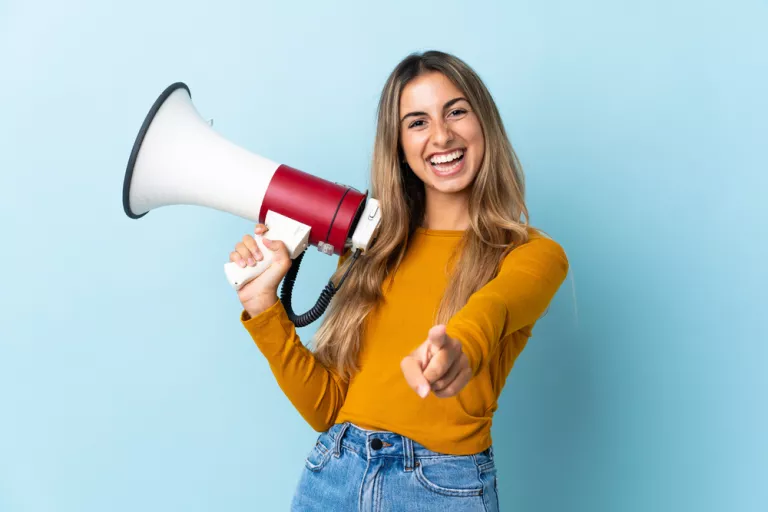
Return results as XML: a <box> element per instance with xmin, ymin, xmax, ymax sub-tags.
<box><xmin>230</xmin><ymin>224</ymin><xmax>293</xmax><ymax>318</ymax></box>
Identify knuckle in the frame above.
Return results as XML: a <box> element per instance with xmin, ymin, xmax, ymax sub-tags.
<box><xmin>443</xmin><ymin>383</ymin><xmax>459</xmax><ymax>397</ymax></box>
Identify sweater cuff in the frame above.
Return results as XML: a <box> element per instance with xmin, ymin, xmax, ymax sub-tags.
<box><xmin>445</xmin><ymin>324</ymin><xmax>482</xmax><ymax>377</ymax></box>
<box><xmin>240</xmin><ymin>299</ymin><xmax>291</xmax><ymax>339</ymax></box>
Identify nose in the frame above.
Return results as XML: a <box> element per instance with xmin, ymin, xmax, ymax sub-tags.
<box><xmin>432</xmin><ymin>119</ymin><xmax>454</xmax><ymax>147</ymax></box>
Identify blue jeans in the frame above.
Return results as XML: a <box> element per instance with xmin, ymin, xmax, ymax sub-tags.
<box><xmin>291</xmin><ymin>422</ymin><xmax>499</xmax><ymax>511</ymax></box>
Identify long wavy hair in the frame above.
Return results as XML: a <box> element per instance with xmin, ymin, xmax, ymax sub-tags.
<box><xmin>312</xmin><ymin>50</ymin><xmax>530</xmax><ymax>379</ymax></box>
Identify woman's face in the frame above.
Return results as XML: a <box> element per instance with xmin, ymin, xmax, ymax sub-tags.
<box><xmin>399</xmin><ymin>71</ymin><xmax>485</xmax><ymax>197</ymax></box>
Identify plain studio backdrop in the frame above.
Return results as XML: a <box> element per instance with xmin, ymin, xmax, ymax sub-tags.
<box><xmin>1</xmin><ymin>1</ymin><xmax>765</xmax><ymax>511</ymax></box>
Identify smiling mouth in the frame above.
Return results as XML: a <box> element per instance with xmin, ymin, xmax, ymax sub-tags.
<box><xmin>428</xmin><ymin>149</ymin><xmax>466</xmax><ymax>175</ymax></box>
<box><xmin>428</xmin><ymin>148</ymin><xmax>465</xmax><ymax>166</ymax></box>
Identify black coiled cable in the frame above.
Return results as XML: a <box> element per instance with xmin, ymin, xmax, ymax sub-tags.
<box><xmin>280</xmin><ymin>248</ymin><xmax>362</xmax><ymax>327</ymax></box>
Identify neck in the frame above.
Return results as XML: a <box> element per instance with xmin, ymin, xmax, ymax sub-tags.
<box><xmin>421</xmin><ymin>189</ymin><xmax>470</xmax><ymax>231</ymax></box>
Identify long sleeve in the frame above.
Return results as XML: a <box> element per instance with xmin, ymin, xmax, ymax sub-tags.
<box><xmin>445</xmin><ymin>234</ymin><xmax>570</xmax><ymax>376</ymax></box>
<box><xmin>240</xmin><ymin>252</ymin><xmax>354</xmax><ymax>431</ymax></box>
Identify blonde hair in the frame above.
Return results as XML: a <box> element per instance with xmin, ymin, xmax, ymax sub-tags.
<box><xmin>313</xmin><ymin>51</ymin><xmax>530</xmax><ymax>379</ymax></box>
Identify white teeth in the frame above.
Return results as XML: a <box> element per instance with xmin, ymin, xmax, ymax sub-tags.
<box><xmin>430</xmin><ymin>149</ymin><xmax>464</xmax><ymax>165</ymax></box>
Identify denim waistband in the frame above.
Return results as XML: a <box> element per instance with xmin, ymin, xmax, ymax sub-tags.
<box><xmin>325</xmin><ymin>422</ymin><xmax>493</xmax><ymax>471</ymax></box>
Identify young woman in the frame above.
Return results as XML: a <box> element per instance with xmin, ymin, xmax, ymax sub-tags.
<box><xmin>229</xmin><ymin>51</ymin><xmax>569</xmax><ymax>511</ymax></box>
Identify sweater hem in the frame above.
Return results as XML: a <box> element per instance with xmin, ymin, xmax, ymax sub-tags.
<box><xmin>333</xmin><ymin>412</ymin><xmax>492</xmax><ymax>456</ymax></box>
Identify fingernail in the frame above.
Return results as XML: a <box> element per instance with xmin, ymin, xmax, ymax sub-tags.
<box><xmin>248</xmin><ymin>257</ymin><xmax>255</xmax><ymax>266</ymax></box>
<box><xmin>418</xmin><ymin>384</ymin><xmax>430</xmax><ymax>398</ymax></box>
<box><xmin>238</xmin><ymin>260</ymin><xmax>246</xmax><ymax>268</ymax></box>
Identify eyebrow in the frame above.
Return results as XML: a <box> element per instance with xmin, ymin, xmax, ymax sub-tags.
<box><xmin>400</xmin><ymin>97</ymin><xmax>468</xmax><ymax>123</ymax></box>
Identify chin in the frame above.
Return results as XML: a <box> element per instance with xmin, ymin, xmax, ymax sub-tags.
<box><xmin>429</xmin><ymin>178</ymin><xmax>473</xmax><ymax>195</ymax></box>
<box><xmin>426</xmin><ymin>166</ymin><xmax>477</xmax><ymax>195</ymax></box>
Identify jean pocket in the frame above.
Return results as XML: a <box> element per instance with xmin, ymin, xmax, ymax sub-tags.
<box><xmin>473</xmin><ymin>447</ymin><xmax>495</xmax><ymax>474</ymax></box>
<box><xmin>304</xmin><ymin>435</ymin><xmax>332</xmax><ymax>472</ymax></box>
<box><xmin>414</xmin><ymin>456</ymin><xmax>484</xmax><ymax>497</ymax></box>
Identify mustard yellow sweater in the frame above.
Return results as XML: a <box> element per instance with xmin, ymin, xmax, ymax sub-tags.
<box><xmin>241</xmin><ymin>227</ymin><xmax>569</xmax><ymax>455</ymax></box>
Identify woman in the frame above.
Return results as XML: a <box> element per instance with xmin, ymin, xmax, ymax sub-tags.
<box><xmin>229</xmin><ymin>50</ymin><xmax>569</xmax><ymax>511</ymax></box>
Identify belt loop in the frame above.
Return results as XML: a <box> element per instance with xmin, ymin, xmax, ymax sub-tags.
<box><xmin>333</xmin><ymin>422</ymin><xmax>349</xmax><ymax>457</ymax></box>
<box><xmin>402</xmin><ymin>436</ymin><xmax>415</xmax><ymax>471</ymax></box>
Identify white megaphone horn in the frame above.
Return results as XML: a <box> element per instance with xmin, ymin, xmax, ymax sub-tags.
<box><xmin>123</xmin><ymin>82</ymin><xmax>381</xmax><ymax>327</ymax></box>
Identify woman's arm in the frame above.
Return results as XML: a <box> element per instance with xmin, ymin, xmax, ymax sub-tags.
<box><xmin>241</xmin><ymin>299</ymin><xmax>348</xmax><ymax>431</ymax></box>
<box><xmin>445</xmin><ymin>234</ymin><xmax>570</xmax><ymax>376</ymax></box>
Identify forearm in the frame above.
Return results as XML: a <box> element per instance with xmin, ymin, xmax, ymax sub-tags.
<box><xmin>446</xmin><ymin>236</ymin><xmax>569</xmax><ymax>375</ymax></box>
<box><xmin>241</xmin><ymin>300</ymin><xmax>347</xmax><ymax>430</ymax></box>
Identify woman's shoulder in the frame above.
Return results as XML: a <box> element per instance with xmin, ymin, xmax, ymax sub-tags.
<box><xmin>503</xmin><ymin>225</ymin><xmax>569</xmax><ymax>270</ymax></box>
<box><xmin>524</xmin><ymin>225</ymin><xmax>564</xmax><ymax>247</ymax></box>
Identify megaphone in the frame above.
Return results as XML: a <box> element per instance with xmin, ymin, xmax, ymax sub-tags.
<box><xmin>123</xmin><ymin>82</ymin><xmax>381</xmax><ymax>326</ymax></box>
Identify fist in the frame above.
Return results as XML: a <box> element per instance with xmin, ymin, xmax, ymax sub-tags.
<box><xmin>230</xmin><ymin>224</ymin><xmax>293</xmax><ymax>317</ymax></box>
<box><xmin>400</xmin><ymin>325</ymin><xmax>472</xmax><ymax>399</ymax></box>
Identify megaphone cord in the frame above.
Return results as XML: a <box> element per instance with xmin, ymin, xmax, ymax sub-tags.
<box><xmin>280</xmin><ymin>249</ymin><xmax>362</xmax><ymax>328</ymax></box>
<box><xmin>334</xmin><ymin>249</ymin><xmax>361</xmax><ymax>290</ymax></box>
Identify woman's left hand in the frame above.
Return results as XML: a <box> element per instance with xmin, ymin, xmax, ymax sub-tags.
<box><xmin>401</xmin><ymin>325</ymin><xmax>472</xmax><ymax>399</ymax></box>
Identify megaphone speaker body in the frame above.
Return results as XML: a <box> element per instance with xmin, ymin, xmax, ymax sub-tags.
<box><xmin>124</xmin><ymin>82</ymin><xmax>373</xmax><ymax>259</ymax></box>
<box><xmin>124</xmin><ymin>82</ymin><xmax>381</xmax><ymax>297</ymax></box>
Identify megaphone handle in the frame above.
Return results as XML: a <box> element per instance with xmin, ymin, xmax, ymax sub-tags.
<box><xmin>223</xmin><ymin>235</ymin><xmax>274</xmax><ymax>291</ymax></box>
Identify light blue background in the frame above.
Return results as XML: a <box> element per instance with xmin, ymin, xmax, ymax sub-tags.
<box><xmin>1</xmin><ymin>1</ymin><xmax>766</xmax><ymax>510</ymax></box>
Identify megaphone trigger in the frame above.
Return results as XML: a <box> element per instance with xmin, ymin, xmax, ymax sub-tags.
<box><xmin>223</xmin><ymin>212</ymin><xmax>311</xmax><ymax>291</ymax></box>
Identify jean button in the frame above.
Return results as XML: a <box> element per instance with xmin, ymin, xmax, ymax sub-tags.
<box><xmin>371</xmin><ymin>438</ymin><xmax>383</xmax><ymax>450</ymax></box>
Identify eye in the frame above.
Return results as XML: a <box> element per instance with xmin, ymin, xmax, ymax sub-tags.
<box><xmin>448</xmin><ymin>108</ymin><xmax>468</xmax><ymax>118</ymax></box>
<box><xmin>408</xmin><ymin>119</ymin><xmax>426</xmax><ymax>129</ymax></box>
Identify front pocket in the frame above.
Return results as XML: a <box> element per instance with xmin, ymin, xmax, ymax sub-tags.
<box><xmin>304</xmin><ymin>439</ymin><xmax>331</xmax><ymax>472</ymax></box>
<box><xmin>414</xmin><ymin>458</ymin><xmax>484</xmax><ymax>497</ymax></box>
